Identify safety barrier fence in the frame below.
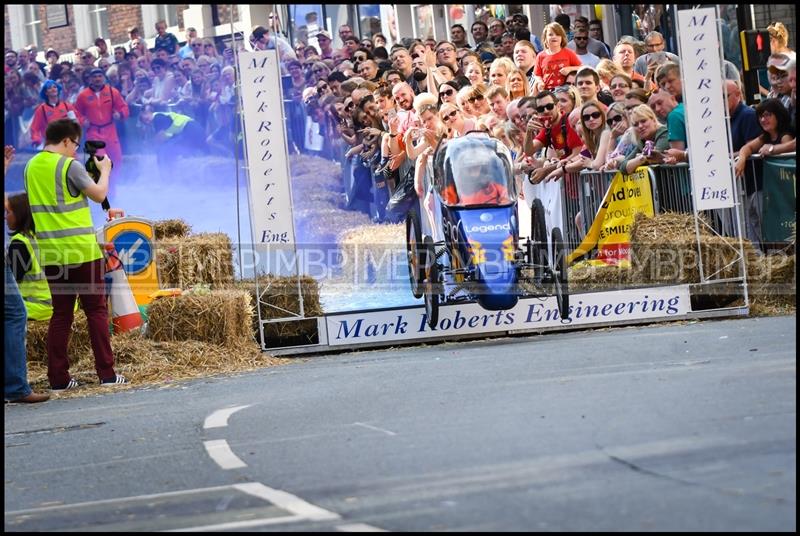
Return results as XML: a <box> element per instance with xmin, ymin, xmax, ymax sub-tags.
<box><xmin>560</xmin><ymin>154</ymin><xmax>796</xmax><ymax>255</ymax></box>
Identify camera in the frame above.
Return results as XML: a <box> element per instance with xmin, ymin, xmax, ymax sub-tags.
<box><xmin>83</xmin><ymin>140</ymin><xmax>111</xmax><ymax>210</ymax></box>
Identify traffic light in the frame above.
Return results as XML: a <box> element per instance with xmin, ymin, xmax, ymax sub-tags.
<box><xmin>740</xmin><ymin>30</ymin><xmax>772</xmax><ymax>71</ymax></box>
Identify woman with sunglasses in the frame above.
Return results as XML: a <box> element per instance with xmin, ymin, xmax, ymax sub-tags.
<box><xmin>438</xmin><ymin>81</ymin><xmax>459</xmax><ymax>105</ymax></box>
<box><xmin>601</xmin><ymin>102</ymin><xmax>638</xmax><ymax>171</ymax></box>
<box><xmin>466</xmin><ymin>86</ymin><xmax>491</xmax><ymax>117</ymax></box>
<box><xmin>310</xmin><ymin>61</ymin><xmax>331</xmax><ymax>84</ymax></box>
<box><xmin>506</xmin><ymin>68</ymin><xmax>530</xmax><ymax>101</ymax></box>
<box><xmin>439</xmin><ymin>103</ymin><xmax>474</xmax><ymax>138</ymax></box>
<box><xmin>608</xmin><ymin>74</ymin><xmax>632</xmax><ymax>103</ymax></box>
<box><xmin>574</xmin><ymin>102</ymin><xmax>611</xmax><ymax>171</ymax></box>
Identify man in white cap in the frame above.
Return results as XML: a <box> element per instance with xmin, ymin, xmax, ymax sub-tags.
<box><xmin>767</xmin><ymin>53</ymin><xmax>795</xmax><ymax>114</ymax></box>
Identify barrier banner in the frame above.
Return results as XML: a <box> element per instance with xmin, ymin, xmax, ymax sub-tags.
<box><xmin>761</xmin><ymin>157</ymin><xmax>796</xmax><ymax>243</ymax></box>
<box><xmin>326</xmin><ymin>285</ymin><xmax>692</xmax><ymax>346</ymax></box>
<box><xmin>238</xmin><ymin>50</ymin><xmax>296</xmax><ymax>255</ymax></box>
<box><xmin>677</xmin><ymin>7</ymin><xmax>736</xmax><ymax>211</ymax></box>
<box><xmin>567</xmin><ymin>167</ymin><xmax>655</xmax><ymax>266</ymax></box>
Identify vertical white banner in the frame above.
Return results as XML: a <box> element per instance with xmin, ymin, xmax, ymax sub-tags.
<box><xmin>677</xmin><ymin>7</ymin><xmax>735</xmax><ymax>210</ymax></box>
<box><xmin>238</xmin><ymin>50</ymin><xmax>296</xmax><ymax>262</ymax></box>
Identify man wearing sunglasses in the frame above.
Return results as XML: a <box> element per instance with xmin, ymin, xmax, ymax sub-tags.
<box><xmin>524</xmin><ymin>90</ymin><xmax>582</xmax><ymax>180</ymax></box>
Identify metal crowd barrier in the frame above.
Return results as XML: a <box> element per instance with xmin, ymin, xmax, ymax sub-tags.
<box><xmin>559</xmin><ymin>155</ymin><xmax>796</xmax><ymax>255</ymax></box>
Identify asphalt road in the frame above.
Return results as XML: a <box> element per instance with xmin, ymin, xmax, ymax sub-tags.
<box><xmin>4</xmin><ymin>316</ymin><xmax>796</xmax><ymax>532</ymax></box>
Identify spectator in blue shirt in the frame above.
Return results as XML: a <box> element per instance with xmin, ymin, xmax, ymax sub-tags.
<box><xmin>154</xmin><ymin>20</ymin><xmax>179</xmax><ymax>55</ymax></box>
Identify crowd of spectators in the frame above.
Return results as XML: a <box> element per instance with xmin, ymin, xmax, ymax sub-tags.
<box><xmin>4</xmin><ymin>21</ymin><xmax>240</xmax><ymax>158</ymax></box>
<box><xmin>4</xmin><ymin>14</ymin><xmax>796</xmax><ymax>240</ymax></box>
<box><xmin>278</xmin><ymin>13</ymin><xmax>795</xmax><ymax>240</ymax></box>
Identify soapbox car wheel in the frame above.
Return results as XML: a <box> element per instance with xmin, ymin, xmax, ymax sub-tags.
<box><xmin>551</xmin><ymin>227</ymin><xmax>570</xmax><ymax>320</ymax></box>
<box><xmin>422</xmin><ymin>236</ymin><xmax>440</xmax><ymax>329</ymax></box>
<box><xmin>406</xmin><ymin>209</ymin><xmax>426</xmax><ymax>299</ymax></box>
<box><xmin>528</xmin><ymin>198</ymin><xmax>548</xmax><ymax>280</ymax></box>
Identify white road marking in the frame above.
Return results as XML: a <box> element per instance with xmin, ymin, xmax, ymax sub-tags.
<box><xmin>234</xmin><ymin>482</ymin><xmax>341</xmax><ymax>521</ymax></box>
<box><xmin>203</xmin><ymin>405</ymin><xmax>252</xmax><ymax>429</ymax></box>
<box><xmin>352</xmin><ymin>422</ymin><xmax>397</xmax><ymax>436</ymax></box>
<box><xmin>4</xmin><ymin>485</ymin><xmax>237</xmax><ymax>515</ymax></box>
<box><xmin>203</xmin><ymin>440</ymin><xmax>247</xmax><ymax>469</ymax></box>
<box><xmin>336</xmin><ymin>523</ymin><xmax>388</xmax><ymax>532</ymax></box>
<box><xmin>166</xmin><ymin>514</ymin><xmax>304</xmax><ymax>532</ymax></box>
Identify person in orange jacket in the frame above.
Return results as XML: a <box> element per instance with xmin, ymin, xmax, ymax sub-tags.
<box><xmin>74</xmin><ymin>68</ymin><xmax>129</xmax><ymax>175</ymax></box>
<box><xmin>29</xmin><ymin>81</ymin><xmax>83</xmax><ymax>149</ymax></box>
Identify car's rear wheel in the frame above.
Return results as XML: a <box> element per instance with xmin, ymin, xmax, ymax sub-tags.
<box><xmin>423</xmin><ymin>236</ymin><xmax>440</xmax><ymax>329</ymax></box>
<box><xmin>406</xmin><ymin>209</ymin><xmax>425</xmax><ymax>298</ymax></box>
<box><xmin>551</xmin><ymin>227</ymin><xmax>570</xmax><ymax>320</ymax></box>
<box><xmin>528</xmin><ymin>198</ymin><xmax>548</xmax><ymax>281</ymax></box>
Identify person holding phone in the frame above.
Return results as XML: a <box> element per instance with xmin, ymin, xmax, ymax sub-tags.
<box><xmin>618</xmin><ymin>104</ymin><xmax>669</xmax><ymax>174</ymax></box>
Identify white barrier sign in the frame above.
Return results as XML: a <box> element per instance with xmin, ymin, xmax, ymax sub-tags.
<box><xmin>325</xmin><ymin>286</ymin><xmax>692</xmax><ymax>346</ymax></box>
<box><xmin>238</xmin><ymin>50</ymin><xmax>295</xmax><ymax>251</ymax></box>
<box><xmin>677</xmin><ymin>7</ymin><xmax>735</xmax><ymax>211</ymax></box>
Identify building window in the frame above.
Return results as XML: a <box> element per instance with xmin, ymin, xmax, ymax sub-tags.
<box><xmin>157</xmin><ymin>5</ymin><xmax>179</xmax><ymax>28</ymax></box>
<box><xmin>23</xmin><ymin>5</ymin><xmax>42</xmax><ymax>48</ymax></box>
<box><xmin>358</xmin><ymin>5</ymin><xmax>381</xmax><ymax>39</ymax></box>
<box><xmin>87</xmin><ymin>4</ymin><xmax>109</xmax><ymax>40</ymax></box>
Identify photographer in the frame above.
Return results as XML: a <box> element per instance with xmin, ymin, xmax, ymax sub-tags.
<box><xmin>23</xmin><ymin>119</ymin><xmax>126</xmax><ymax>390</ymax></box>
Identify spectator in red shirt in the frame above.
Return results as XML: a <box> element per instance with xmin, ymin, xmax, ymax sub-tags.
<box><xmin>533</xmin><ymin>22</ymin><xmax>583</xmax><ymax>92</ymax></box>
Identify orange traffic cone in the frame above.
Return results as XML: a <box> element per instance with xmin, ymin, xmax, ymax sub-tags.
<box><xmin>104</xmin><ymin>243</ymin><xmax>143</xmax><ymax>333</ymax></box>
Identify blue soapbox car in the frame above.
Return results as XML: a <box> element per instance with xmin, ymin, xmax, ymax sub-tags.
<box><xmin>406</xmin><ymin>132</ymin><xmax>569</xmax><ymax>328</ymax></box>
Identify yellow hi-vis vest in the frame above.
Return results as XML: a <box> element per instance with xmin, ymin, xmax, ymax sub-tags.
<box><xmin>10</xmin><ymin>233</ymin><xmax>53</xmax><ymax>321</ymax></box>
<box><xmin>156</xmin><ymin>112</ymin><xmax>192</xmax><ymax>138</ymax></box>
<box><xmin>24</xmin><ymin>151</ymin><xmax>102</xmax><ymax>267</ymax></box>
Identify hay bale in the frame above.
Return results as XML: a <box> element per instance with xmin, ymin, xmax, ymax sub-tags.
<box><xmin>154</xmin><ymin>219</ymin><xmax>192</xmax><ymax>240</ymax></box>
<box><xmin>568</xmin><ymin>262</ymin><xmax>633</xmax><ymax>293</ymax></box>
<box><xmin>26</xmin><ymin>310</ymin><xmax>92</xmax><ymax>365</ymax></box>
<box><xmin>155</xmin><ymin>232</ymin><xmax>234</xmax><ymax>288</ymax></box>
<box><xmin>337</xmin><ymin>223</ymin><xmax>405</xmax><ymax>289</ymax></box>
<box><xmin>628</xmin><ymin>212</ymin><xmax>754</xmax><ymax>285</ymax></box>
<box><xmin>147</xmin><ymin>290</ymin><xmax>253</xmax><ymax>347</ymax></box>
<box><xmin>228</xmin><ymin>275</ymin><xmax>323</xmax><ymax>340</ymax></box>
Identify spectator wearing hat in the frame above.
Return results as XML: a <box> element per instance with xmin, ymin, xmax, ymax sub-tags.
<box><xmin>316</xmin><ymin>30</ymin><xmax>335</xmax><ymax>60</ymax></box>
<box><xmin>44</xmin><ymin>48</ymin><xmax>60</xmax><ymax>78</ymax></box>
<box><xmin>155</xmin><ymin>20</ymin><xmax>180</xmax><ymax>55</ymax></box>
<box><xmin>29</xmin><ymin>80</ymin><xmax>83</xmax><ymax>148</ymax></box>
<box><xmin>74</xmin><ymin>68</ymin><xmax>129</xmax><ymax>175</ymax></box>
<box><xmin>767</xmin><ymin>53</ymin><xmax>795</xmax><ymax>115</ymax></box>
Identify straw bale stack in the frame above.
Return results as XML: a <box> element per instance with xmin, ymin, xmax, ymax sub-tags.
<box><xmin>337</xmin><ymin>223</ymin><xmax>405</xmax><ymax>288</ymax></box>
<box><xmin>26</xmin><ymin>310</ymin><xmax>91</xmax><ymax>365</ymax></box>
<box><xmin>628</xmin><ymin>212</ymin><xmax>755</xmax><ymax>284</ymax></box>
<box><xmin>155</xmin><ymin>232</ymin><xmax>235</xmax><ymax>288</ymax></box>
<box><xmin>147</xmin><ymin>290</ymin><xmax>253</xmax><ymax>347</ymax></box>
<box><xmin>568</xmin><ymin>262</ymin><xmax>633</xmax><ymax>293</ymax></box>
<box><xmin>154</xmin><ymin>219</ymin><xmax>192</xmax><ymax>240</ymax></box>
<box><xmin>228</xmin><ymin>275</ymin><xmax>323</xmax><ymax>340</ymax></box>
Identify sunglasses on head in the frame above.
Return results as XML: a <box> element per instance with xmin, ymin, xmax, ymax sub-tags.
<box><xmin>536</xmin><ymin>103</ymin><xmax>556</xmax><ymax>113</ymax></box>
<box><xmin>607</xmin><ymin>115</ymin><xmax>624</xmax><ymax>126</ymax></box>
<box><xmin>442</xmin><ymin>110</ymin><xmax>458</xmax><ymax>121</ymax></box>
<box><xmin>582</xmin><ymin>111</ymin><xmax>602</xmax><ymax>121</ymax></box>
